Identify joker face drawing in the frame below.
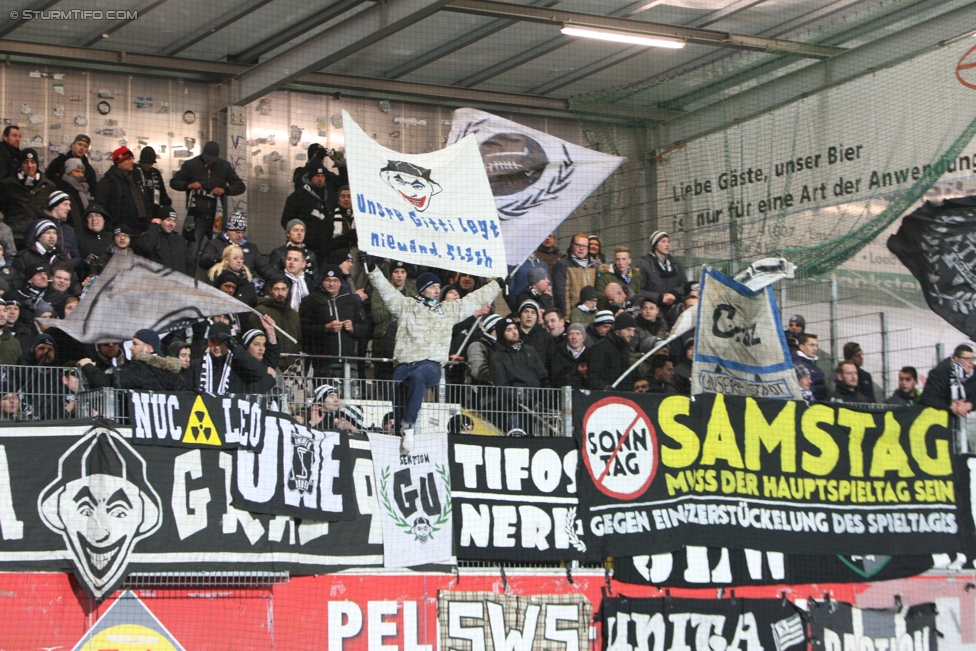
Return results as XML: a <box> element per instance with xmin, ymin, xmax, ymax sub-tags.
<box><xmin>380</xmin><ymin>160</ymin><xmax>442</xmax><ymax>212</ymax></box>
<box><xmin>39</xmin><ymin>428</ymin><xmax>161</xmax><ymax>599</ymax></box>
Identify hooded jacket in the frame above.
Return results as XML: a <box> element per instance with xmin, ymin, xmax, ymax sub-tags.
<box><xmin>81</xmin><ymin>352</ymin><xmax>190</xmax><ymax>392</ymax></box>
<box><xmin>0</xmin><ymin>172</ymin><xmax>56</xmax><ymax>240</ymax></box>
<box><xmin>369</xmin><ymin>268</ymin><xmax>500</xmax><ymax>366</ymax></box>
<box><xmin>299</xmin><ymin>284</ymin><xmax>369</xmax><ymax>360</ymax></box>
<box><xmin>75</xmin><ymin>205</ymin><xmax>114</xmax><ymax>273</ymax></box>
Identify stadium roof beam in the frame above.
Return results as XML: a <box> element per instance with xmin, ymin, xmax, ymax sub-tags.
<box><xmin>0</xmin><ymin>38</ymin><xmax>681</xmax><ymax>122</ymax></box>
<box><xmin>0</xmin><ymin>0</ymin><xmax>62</xmax><ymax>38</ymax></box>
<box><xmin>381</xmin><ymin>0</ymin><xmax>560</xmax><ymax>80</ymax></box>
<box><xmin>75</xmin><ymin>0</ymin><xmax>172</xmax><ymax>47</ymax></box>
<box><xmin>159</xmin><ymin>0</ymin><xmax>275</xmax><ymax>57</ymax></box>
<box><xmin>227</xmin><ymin>0</ymin><xmax>373</xmax><ymax>64</ymax></box>
<box><xmin>650</xmin><ymin>0</ymin><xmax>976</xmax><ymax>151</ymax></box>
<box><xmin>651</xmin><ymin>0</ymin><xmax>948</xmax><ymax>111</ymax></box>
<box><xmin>445</xmin><ymin>0</ymin><xmax>846</xmax><ymax>59</ymax></box>
<box><xmin>230</xmin><ymin>0</ymin><xmax>450</xmax><ymax>105</ymax></box>
<box><xmin>527</xmin><ymin>0</ymin><xmax>769</xmax><ymax>96</ymax></box>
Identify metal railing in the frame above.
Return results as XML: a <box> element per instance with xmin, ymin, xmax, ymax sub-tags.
<box><xmin>0</xmin><ymin>364</ymin><xmax>85</xmax><ymax>421</ymax></box>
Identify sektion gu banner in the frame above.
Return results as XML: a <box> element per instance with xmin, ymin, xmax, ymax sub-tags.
<box><xmin>342</xmin><ymin>110</ymin><xmax>507</xmax><ymax>275</ymax></box>
<box><xmin>367</xmin><ymin>432</ymin><xmax>452</xmax><ymax>568</ymax></box>
<box><xmin>0</xmin><ymin>422</ymin><xmax>382</xmax><ymax>601</ymax></box>
<box><xmin>450</xmin><ymin>435</ymin><xmax>587</xmax><ymax>562</ymax></box>
<box><xmin>693</xmin><ymin>265</ymin><xmax>803</xmax><ymax>399</ymax></box>
<box><xmin>574</xmin><ymin>391</ymin><xmax>973</xmax><ymax>560</ymax></box>
<box><xmin>806</xmin><ymin>600</ymin><xmax>938</xmax><ymax>651</ymax></box>
<box><xmin>602</xmin><ymin>596</ymin><xmax>807</xmax><ymax>651</ymax></box>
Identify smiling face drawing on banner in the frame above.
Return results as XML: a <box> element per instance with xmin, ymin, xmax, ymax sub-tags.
<box><xmin>380</xmin><ymin>160</ymin><xmax>442</xmax><ymax>212</ymax></box>
<box><xmin>39</xmin><ymin>428</ymin><xmax>162</xmax><ymax>599</ymax></box>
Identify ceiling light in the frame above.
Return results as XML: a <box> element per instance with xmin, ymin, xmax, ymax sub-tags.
<box><xmin>561</xmin><ymin>25</ymin><xmax>685</xmax><ymax>49</ymax></box>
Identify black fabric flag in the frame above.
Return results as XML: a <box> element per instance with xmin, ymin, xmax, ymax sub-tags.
<box><xmin>807</xmin><ymin>600</ymin><xmax>937</xmax><ymax>651</ymax></box>
<box><xmin>602</xmin><ymin>596</ymin><xmax>806</xmax><ymax>651</ymax></box>
<box><xmin>888</xmin><ymin>196</ymin><xmax>976</xmax><ymax>338</ymax></box>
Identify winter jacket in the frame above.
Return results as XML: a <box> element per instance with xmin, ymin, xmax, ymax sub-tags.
<box><xmin>170</xmin><ymin>155</ymin><xmax>246</xmax><ymax>219</ymax></box>
<box><xmin>520</xmin><ymin>324</ymin><xmax>554</xmax><ymax>382</ymax></box>
<box><xmin>190</xmin><ymin>349</ymin><xmax>269</xmax><ymax>395</ymax></box>
<box><xmin>13</xmin><ymin>242</ymin><xmax>76</xmax><ymax>289</ymax></box>
<box><xmin>0</xmin><ymin>173</ymin><xmax>56</xmax><ymax>240</ymax></box>
<box><xmin>569</xmin><ymin>304</ymin><xmax>596</xmax><ymax>327</ymax></box>
<box><xmin>552</xmin><ymin>254</ymin><xmax>598</xmax><ymax>315</ymax></box>
<box><xmin>828</xmin><ymin>383</ymin><xmax>870</xmax><ymax>404</ymax></box>
<box><xmin>132</xmin><ymin>222</ymin><xmax>192</xmax><ymax>275</ymax></box>
<box><xmin>921</xmin><ymin>357</ymin><xmax>976</xmax><ymax>411</ymax></box>
<box><xmin>76</xmin><ymin>217</ymin><xmax>114</xmax><ymax>276</ymax></box>
<box><xmin>81</xmin><ymin>352</ymin><xmax>190</xmax><ymax>392</ymax></box>
<box><xmin>0</xmin><ymin>330</ymin><xmax>21</xmax><ymax>365</ymax></box>
<box><xmin>886</xmin><ymin>388</ymin><xmax>921</xmax><ymax>406</ymax></box>
<box><xmin>252</xmin><ymin>296</ymin><xmax>303</xmax><ymax>368</ymax></box>
<box><xmin>534</xmin><ymin>244</ymin><xmax>562</xmax><ymax>274</ymax></box>
<box><xmin>280</xmin><ymin>183</ymin><xmax>333</xmax><ymax>258</ymax></box>
<box><xmin>506</xmin><ymin>256</ymin><xmax>550</xmax><ymax>311</ymax></box>
<box><xmin>371</xmin><ymin>281</ymin><xmax>417</xmax><ymax>353</ymax></box>
<box><xmin>93</xmin><ymin>166</ymin><xmax>153</xmax><ymax>232</ymax></box>
<box><xmin>467</xmin><ymin>336</ymin><xmax>496</xmax><ymax>385</ymax></box>
<box><xmin>595</xmin><ymin>267</ymin><xmax>642</xmax><ymax>309</ymax></box>
<box><xmin>299</xmin><ymin>286</ymin><xmax>369</xmax><ymax>360</ymax></box>
<box><xmin>792</xmin><ymin>350</ymin><xmax>827</xmax><ymax>401</ymax></box>
<box><xmin>514</xmin><ymin>287</ymin><xmax>554</xmax><ymax>312</ymax></box>
<box><xmin>46</xmin><ymin>152</ymin><xmax>98</xmax><ymax>189</ymax></box>
<box><xmin>854</xmin><ymin>367</ymin><xmax>876</xmax><ymax>403</ymax></box>
<box><xmin>369</xmin><ymin>268</ymin><xmax>500</xmax><ymax>366</ymax></box>
<box><xmin>489</xmin><ymin>342</ymin><xmax>548</xmax><ymax>388</ymax></box>
<box><xmin>198</xmin><ymin>232</ymin><xmax>277</xmax><ymax>281</ymax></box>
<box><xmin>132</xmin><ymin>164</ymin><xmax>172</xmax><ymax>219</ymax></box>
<box><xmin>637</xmin><ymin>253</ymin><xmax>688</xmax><ymax>306</ymax></box>
<box><xmin>55</xmin><ymin>174</ymin><xmax>94</xmax><ymax>233</ymax></box>
<box><xmin>23</xmin><ymin>215</ymin><xmax>82</xmax><ymax>274</ymax></box>
<box><xmin>587</xmin><ymin>331</ymin><xmax>633</xmax><ymax>391</ymax></box>
<box><xmin>552</xmin><ymin>344</ymin><xmax>587</xmax><ymax>388</ymax></box>
<box><xmin>0</xmin><ymin>142</ymin><xmax>19</xmax><ymax>181</ymax></box>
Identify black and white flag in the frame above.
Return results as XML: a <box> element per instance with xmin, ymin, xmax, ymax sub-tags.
<box><xmin>448</xmin><ymin>108</ymin><xmax>625</xmax><ymax>265</ymax></box>
<box><xmin>37</xmin><ymin>254</ymin><xmax>257</xmax><ymax>342</ymax></box>
<box><xmin>368</xmin><ymin>432</ymin><xmax>452</xmax><ymax>568</ymax></box>
<box><xmin>807</xmin><ymin>600</ymin><xmax>938</xmax><ymax>651</ymax></box>
<box><xmin>888</xmin><ymin>196</ymin><xmax>976</xmax><ymax>338</ymax></box>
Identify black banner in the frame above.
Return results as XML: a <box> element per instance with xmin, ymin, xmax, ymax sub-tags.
<box><xmin>130</xmin><ymin>391</ymin><xmax>267</xmax><ymax>450</ymax></box>
<box><xmin>575</xmin><ymin>392</ymin><xmax>972</xmax><ymax>559</ymax></box>
<box><xmin>450</xmin><ymin>435</ymin><xmax>587</xmax><ymax>562</ymax></box>
<box><xmin>231</xmin><ymin>415</ymin><xmax>357</xmax><ymax>521</ymax></box>
<box><xmin>0</xmin><ymin>421</ymin><xmax>382</xmax><ymax>600</ymax></box>
<box><xmin>602</xmin><ymin>596</ymin><xmax>806</xmax><ymax>651</ymax></box>
<box><xmin>888</xmin><ymin>196</ymin><xmax>976</xmax><ymax>339</ymax></box>
<box><xmin>613</xmin><ymin>549</ymin><xmax>939</xmax><ymax>587</ymax></box>
<box><xmin>807</xmin><ymin>600</ymin><xmax>937</xmax><ymax>651</ymax></box>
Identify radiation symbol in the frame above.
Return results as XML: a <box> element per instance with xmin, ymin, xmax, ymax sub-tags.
<box><xmin>182</xmin><ymin>395</ymin><xmax>221</xmax><ymax>446</ymax></box>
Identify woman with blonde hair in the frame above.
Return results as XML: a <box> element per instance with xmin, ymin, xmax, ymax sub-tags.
<box><xmin>208</xmin><ymin>244</ymin><xmax>256</xmax><ymax>307</ymax></box>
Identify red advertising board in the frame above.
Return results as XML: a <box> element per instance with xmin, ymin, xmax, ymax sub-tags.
<box><xmin>0</xmin><ymin>569</ymin><xmax>973</xmax><ymax>650</ymax></box>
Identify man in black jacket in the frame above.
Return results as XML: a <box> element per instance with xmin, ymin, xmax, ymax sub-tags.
<box><xmin>198</xmin><ymin>211</ymin><xmax>276</xmax><ymax>282</ymax></box>
<box><xmin>489</xmin><ymin>317</ymin><xmax>548</xmax><ymax>388</ymax></box>
<box><xmin>132</xmin><ymin>207</ymin><xmax>192</xmax><ymax>275</ymax></box>
<box><xmin>93</xmin><ymin>146</ymin><xmax>152</xmax><ymax>233</ymax></box>
<box><xmin>921</xmin><ymin>345</ymin><xmax>976</xmax><ymax>417</ymax></box>
<box><xmin>269</xmin><ymin>219</ymin><xmax>317</xmax><ymax>276</ymax></box>
<box><xmin>516</xmin><ymin>299</ymin><xmax>553</xmax><ymax>383</ymax></box>
<box><xmin>0</xmin><ymin>126</ymin><xmax>20</xmax><ymax>181</ymax></box>
<box><xmin>132</xmin><ymin>146</ymin><xmax>171</xmax><ymax>220</ymax></box>
<box><xmin>0</xmin><ymin>148</ymin><xmax>56</xmax><ymax>245</ymax></box>
<box><xmin>299</xmin><ymin>264</ymin><xmax>369</xmax><ymax>378</ymax></box>
<box><xmin>587</xmin><ymin>312</ymin><xmax>637</xmax><ymax>391</ymax></box>
<box><xmin>14</xmin><ymin>261</ymin><xmax>68</xmax><ymax>320</ymax></box>
<box><xmin>190</xmin><ymin>322</ymin><xmax>269</xmax><ymax>394</ymax></box>
<box><xmin>829</xmin><ymin>361</ymin><xmax>870</xmax><ymax>403</ymax></box>
<box><xmin>281</xmin><ymin>162</ymin><xmax>332</xmax><ymax>268</ymax></box>
<box><xmin>46</xmin><ymin>134</ymin><xmax>98</xmax><ymax>188</ymax></box>
<box><xmin>170</xmin><ymin>141</ymin><xmax>247</xmax><ymax>261</ymax></box>
<box><xmin>78</xmin><ymin>329</ymin><xmax>188</xmax><ymax>392</ymax></box>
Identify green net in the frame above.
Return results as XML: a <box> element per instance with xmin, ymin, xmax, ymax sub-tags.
<box><xmin>567</xmin><ymin>14</ymin><xmax>976</xmax><ymax>279</ymax></box>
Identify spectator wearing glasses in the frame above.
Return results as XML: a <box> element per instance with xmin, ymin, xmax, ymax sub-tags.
<box><xmin>552</xmin><ymin>233</ymin><xmax>598</xmax><ymax>315</ymax></box>
<box><xmin>921</xmin><ymin>345</ymin><xmax>976</xmax><ymax>417</ymax></box>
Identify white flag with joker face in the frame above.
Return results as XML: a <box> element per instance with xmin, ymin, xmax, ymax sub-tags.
<box><xmin>342</xmin><ymin>110</ymin><xmax>506</xmax><ymax>275</ymax></box>
<box><xmin>448</xmin><ymin>108</ymin><xmax>626</xmax><ymax>266</ymax></box>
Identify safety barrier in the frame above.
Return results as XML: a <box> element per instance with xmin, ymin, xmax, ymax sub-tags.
<box><xmin>0</xmin><ymin>364</ymin><xmax>85</xmax><ymax>421</ymax></box>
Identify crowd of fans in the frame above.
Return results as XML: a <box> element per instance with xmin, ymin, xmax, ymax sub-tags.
<box><xmin>0</xmin><ymin>124</ymin><xmax>970</xmax><ymax>440</ymax></box>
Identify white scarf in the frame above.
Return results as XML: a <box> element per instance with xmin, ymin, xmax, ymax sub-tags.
<box><xmin>199</xmin><ymin>351</ymin><xmax>233</xmax><ymax>394</ymax></box>
<box><xmin>17</xmin><ymin>171</ymin><xmax>39</xmax><ymax>187</ymax></box>
<box><xmin>286</xmin><ymin>271</ymin><xmax>309</xmax><ymax>311</ymax></box>
<box><xmin>951</xmin><ymin>360</ymin><xmax>972</xmax><ymax>401</ymax></box>
<box><xmin>568</xmin><ymin>344</ymin><xmax>585</xmax><ymax>360</ymax></box>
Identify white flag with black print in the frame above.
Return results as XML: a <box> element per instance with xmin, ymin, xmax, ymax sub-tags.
<box><xmin>692</xmin><ymin>263</ymin><xmax>804</xmax><ymax>400</ymax></box>
<box><xmin>343</xmin><ymin>111</ymin><xmax>506</xmax><ymax>276</ymax></box>
<box><xmin>35</xmin><ymin>254</ymin><xmax>257</xmax><ymax>343</ymax></box>
<box><xmin>448</xmin><ymin>108</ymin><xmax>626</xmax><ymax>266</ymax></box>
<box><xmin>367</xmin><ymin>432</ymin><xmax>452</xmax><ymax>568</ymax></box>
